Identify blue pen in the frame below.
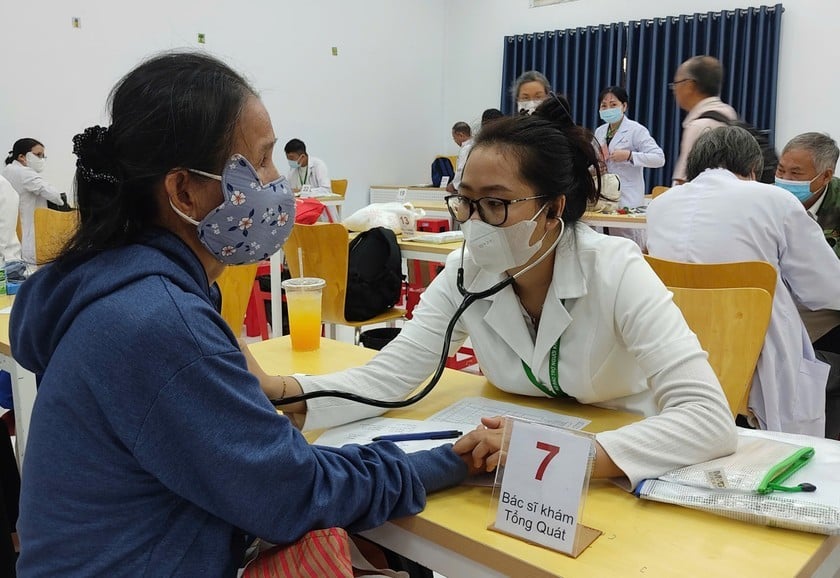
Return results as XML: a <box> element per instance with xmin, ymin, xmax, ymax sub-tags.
<box><xmin>372</xmin><ymin>430</ymin><xmax>463</xmax><ymax>442</ymax></box>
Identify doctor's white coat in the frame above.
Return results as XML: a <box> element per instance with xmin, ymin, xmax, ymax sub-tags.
<box><xmin>594</xmin><ymin>117</ymin><xmax>665</xmax><ymax>208</ymax></box>
<box><xmin>647</xmin><ymin>169</ymin><xmax>840</xmax><ymax>437</ymax></box>
<box><xmin>300</xmin><ymin>223</ymin><xmax>736</xmax><ymax>489</ymax></box>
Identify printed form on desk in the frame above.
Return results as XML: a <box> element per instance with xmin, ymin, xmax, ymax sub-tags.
<box><xmin>314</xmin><ymin>397</ymin><xmax>589</xmax><ymax>452</ymax></box>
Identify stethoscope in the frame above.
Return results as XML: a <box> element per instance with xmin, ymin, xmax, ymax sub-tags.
<box><xmin>271</xmin><ymin>218</ymin><xmax>565</xmax><ymax>409</ymax></box>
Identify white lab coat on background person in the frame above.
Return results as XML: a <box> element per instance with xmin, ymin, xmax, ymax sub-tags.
<box><xmin>297</xmin><ymin>223</ymin><xmax>736</xmax><ymax>490</ymax></box>
<box><xmin>647</xmin><ymin>168</ymin><xmax>840</xmax><ymax>437</ymax></box>
<box><xmin>2</xmin><ymin>160</ymin><xmax>64</xmax><ymax>264</ymax></box>
<box><xmin>594</xmin><ymin>117</ymin><xmax>665</xmax><ymax>208</ymax></box>
<box><xmin>0</xmin><ymin>174</ymin><xmax>22</xmax><ymax>264</ymax></box>
<box><xmin>287</xmin><ymin>156</ymin><xmax>331</xmax><ymax>196</ymax></box>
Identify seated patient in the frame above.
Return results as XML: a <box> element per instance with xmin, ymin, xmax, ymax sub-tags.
<box><xmin>10</xmin><ymin>52</ymin><xmax>473</xmax><ymax>576</ymax></box>
<box><xmin>775</xmin><ymin>133</ymin><xmax>840</xmax><ymax>355</ymax></box>
<box><xmin>249</xmin><ymin>95</ymin><xmax>737</xmax><ymax>490</ymax></box>
<box><xmin>647</xmin><ymin>125</ymin><xmax>840</xmax><ymax>438</ymax></box>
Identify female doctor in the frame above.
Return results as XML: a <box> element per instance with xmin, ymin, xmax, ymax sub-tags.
<box><xmin>248</xmin><ymin>96</ymin><xmax>736</xmax><ymax>490</ymax></box>
<box><xmin>593</xmin><ymin>87</ymin><xmax>664</xmax><ymax>208</ymax></box>
<box><xmin>3</xmin><ymin>138</ymin><xmax>68</xmax><ymax>265</ymax></box>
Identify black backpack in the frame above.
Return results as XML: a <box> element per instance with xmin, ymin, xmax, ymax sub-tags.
<box><xmin>431</xmin><ymin>157</ymin><xmax>455</xmax><ymax>187</ymax></box>
<box><xmin>345</xmin><ymin>227</ymin><xmax>403</xmax><ymax>321</ymax></box>
<box><xmin>697</xmin><ymin>110</ymin><xmax>779</xmax><ymax>184</ymax></box>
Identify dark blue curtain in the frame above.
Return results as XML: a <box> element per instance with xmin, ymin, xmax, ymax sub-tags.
<box><xmin>500</xmin><ymin>4</ymin><xmax>783</xmax><ymax>188</ymax></box>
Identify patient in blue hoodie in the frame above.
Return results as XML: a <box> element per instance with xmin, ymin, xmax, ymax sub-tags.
<box><xmin>9</xmin><ymin>51</ymin><xmax>472</xmax><ymax>577</ymax></box>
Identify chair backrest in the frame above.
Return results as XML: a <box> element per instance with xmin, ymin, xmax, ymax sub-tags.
<box><xmin>330</xmin><ymin>179</ymin><xmax>348</xmax><ymax>197</ymax></box>
<box><xmin>644</xmin><ymin>255</ymin><xmax>777</xmax><ymax>299</ymax></box>
<box><xmin>216</xmin><ymin>263</ymin><xmax>259</xmax><ymax>334</ymax></box>
<box><xmin>650</xmin><ymin>185</ymin><xmax>670</xmax><ymax>198</ymax></box>
<box><xmin>669</xmin><ymin>286</ymin><xmax>773</xmax><ymax>417</ymax></box>
<box><xmin>34</xmin><ymin>207</ymin><xmax>79</xmax><ymax>264</ymax></box>
<box><xmin>283</xmin><ymin>223</ymin><xmax>351</xmax><ymax>324</ymax></box>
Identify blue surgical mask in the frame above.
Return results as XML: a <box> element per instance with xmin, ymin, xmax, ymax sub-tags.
<box><xmin>287</xmin><ymin>159</ymin><xmax>300</xmax><ymax>170</ymax></box>
<box><xmin>599</xmin><ymin>108</ymin><xmax>623</xmax><ymax>124</ymax></box>
<box><xmin>775</xmin><ymin>176</ymin><xmax>819</xmax><ymax>202</ymax></box>
<box><xmin>171</xmin><ymin>154</ymin><xmax>296</xmax><ymax>265</ymax></box>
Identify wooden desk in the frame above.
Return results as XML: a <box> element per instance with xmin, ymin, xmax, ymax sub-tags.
<box><xmin>0</xmin><ymin>295</ymin><xmax>36</xmax><ymax>469</ymax></box>
<box><xmin>398</xmin><ymin>237</ymin><xmax>461</xmax><ymax>264</ymax></box>
<box><xmin>582</xmin><ymin>211</ymin><xmax>647</xmax><ymax>230</ymax></box>
<box><xmin>249</xmin><ymin>337</ymin><xmax>825</xmax><ymax>578</ymax></box>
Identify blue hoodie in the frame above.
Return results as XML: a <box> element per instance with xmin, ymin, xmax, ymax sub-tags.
<box><xmin>10</xmin><ymin>230</ymin><xmax>466</xmax><ymax>577</ymax></box>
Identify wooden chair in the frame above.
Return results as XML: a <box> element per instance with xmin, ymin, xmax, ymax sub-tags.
<box><xmin>650</xmin><ymin>185</ymin><xmax>670</xmax><ymax>198</ymax></box>
<box><xmin>216</xmin><ymin>263</ymin><xmax>259</xmax><ymax>335</ymax></box>
<box><xmin>330</xmin><ymin>179</ymin><xmax>348</xmax><ymax>197</ymax></box>
<box><xmin>669</xmin><ymin>287</ymin><xmax>773</xmax><ymax>417</ymax></box>
<box><xmin>644</xmin><ymin>255</ymin><xmax>777</xmax><ymax>299</ymax></box>
<box><xmin>284</xmin><ymin>223</ymin><xmax>404</xmax><ymax>344</ymax></box>
<box><xmin>33</xmin><ymin>207</ymin><xmax>79</xmax><ymax>265</ymax></box>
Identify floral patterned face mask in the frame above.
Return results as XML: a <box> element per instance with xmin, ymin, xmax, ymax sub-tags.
<box><xmin>170</xmin><ymin>154</ymin><xmax>296</xmax><ymax>265</ymax></box>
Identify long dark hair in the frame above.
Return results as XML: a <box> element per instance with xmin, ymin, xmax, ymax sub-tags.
<box><xmin>472</xmin><ymin>93</ymin><xmax>601</xmax><ymax>225</ymax></box>
<box><xmin>5</xmin><ymin>138</ymin><xmax>43</xmax><ymax>165</ymax></box>
<box><xmin>61</xmin><ymin>51</ymin><xmax>256</xmax><ymax>262</ymax></box>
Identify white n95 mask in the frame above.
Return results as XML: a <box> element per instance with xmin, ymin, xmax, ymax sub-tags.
<box><xmin>461</xmin><ymin>204</ymin><xmax>548</xmax><ymax>274</ymax></box>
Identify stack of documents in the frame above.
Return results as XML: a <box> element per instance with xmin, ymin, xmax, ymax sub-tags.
<box><xmin>408</xmin><ymin>231</ymin><xmax>464</xmax><ymax>244</ymax></box>
<box><xmin>314</xmin><ymin>397</ymin><xmax>590</xmax><ymax>453</ymax></box>
<box><xmin>636</xmin><ymin>428</ymin><xmax>840</xmax><ymax>535</ymax></box>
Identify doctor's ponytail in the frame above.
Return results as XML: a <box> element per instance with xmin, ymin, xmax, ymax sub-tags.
<box><xmin>472</xmin><ymin>93</ymin><xmax>601</xmax><ymax>225</ymax></box>
<box><xmin>5</xmin><ymin>138</ymin><xmax>43</xmax><ymax>165</ymax></box>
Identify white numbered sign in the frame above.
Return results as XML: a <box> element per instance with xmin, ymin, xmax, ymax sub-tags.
<box><xmin>491</xmin><ymin>419</ymin><xmax>597</xmax><ymax>556</ymax></box>
<box><xmin>397</xmin><ymin>188</ymin><xmax>408</xmax><ymax>202</ymax></box>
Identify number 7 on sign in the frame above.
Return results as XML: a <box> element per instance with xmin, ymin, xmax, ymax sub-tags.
<box><xmin>535</xmin><ymin>441</ymin><xmax>560</xmax><ymax>481</ymax></box>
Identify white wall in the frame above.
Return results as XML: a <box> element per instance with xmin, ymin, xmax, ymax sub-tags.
<box><xmin>2</xmin><ymin>1</ymin><xmax>834</xmax><ymax>212</ymax></box>
<box><xmin>0</xmin><ymin>0</ymin><xmax>446</xmax><ymax>214</ymax></box>
<box><xmin>443</xmin><ymin>0</ymin><xmax>840</xmax><ymax>159</ymax></box>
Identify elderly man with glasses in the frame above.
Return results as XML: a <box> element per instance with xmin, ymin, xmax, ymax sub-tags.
<box><xmin>670</xmin><ymin>55</ymin><xmax>738</xmax><ymax>185</ymax></box>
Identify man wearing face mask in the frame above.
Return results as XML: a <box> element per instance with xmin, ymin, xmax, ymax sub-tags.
<box><xmin>511</xmin><ymin>70</ymin><xmax>551</xmax><ymax>116</ymax></box>
<box><xmin>775</xmin><ymin>133</ymin><xmax>840</xmax><ymax>358</ymax></box>
<box><xmin>3</xmin><ymin>138</ymin><xmax>68</xmax><ymax>265</ymax></box>
<box><xmin>283</xmin><ymin>138</ymin><xmax>332</xmax><ymax>197</ymax></box>
<box><xmin>776</xmin><ymin>132</ymin><xmax>840</xmax><ymax>253</ymax></box>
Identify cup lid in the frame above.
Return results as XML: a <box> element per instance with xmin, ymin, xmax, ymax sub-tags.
<box><xmin>281</xmin><ymin>277</ymin><xmax>326</xmax><ymax>290</ymax></box>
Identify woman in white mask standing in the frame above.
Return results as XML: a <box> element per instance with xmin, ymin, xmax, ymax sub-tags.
<box><xmin>512</xmin><ymin>70</ymin><xmax>551</xmax><ymax>115</ymax></box>
<box><xmin>252</xmin><ymin>94</ymin><xmax>737</xmax><ymax>493</ymax></box>
<box><xmin>593</xmin><ymin>86</ymin><xmax>665</xmax><ymax>248</ymax></box>
<box><xmin>3</xmin><ymin>138</ymin><xmax>68</xmax><ymax>265</ymax></box>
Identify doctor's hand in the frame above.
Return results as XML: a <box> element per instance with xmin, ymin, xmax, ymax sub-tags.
<box><xmin>452</xmin><ymin>416</ymin><xmax>509</xmax><ymax>473</ymax></box>
<box><xmin>609</xmin><ymin>149</ymin><xmax>632</xmax><ymax>163</ymax></box>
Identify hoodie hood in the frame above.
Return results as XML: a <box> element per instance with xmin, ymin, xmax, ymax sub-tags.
<box><xmin>10</xmin><ymin>230</ymin><xmax>217</xmax><ymax>376</ymax></box>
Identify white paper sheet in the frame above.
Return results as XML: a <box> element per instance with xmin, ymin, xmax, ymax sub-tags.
<box><xmin>426</xmin><ymin>397</ymin><xmax>590</xmax><ymax>431</ymax></box>
<box><xmin>0</xmin><ymin>306</ymin><xmax>11</xmax><ymax>315</ymax></box>
<box><xmin>314</xmin><ymin>417</ymin><xmax>471</xmax><ymax>453</ymax></box>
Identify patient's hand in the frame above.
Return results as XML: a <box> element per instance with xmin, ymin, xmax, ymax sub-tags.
<box><xmin>452</xmin><ymin>416</ymin><xmax>508</xmax><ymax>472</ymax></box>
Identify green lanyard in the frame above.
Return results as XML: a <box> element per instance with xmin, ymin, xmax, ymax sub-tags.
<box><xmin>298</xmin><ymin>166</ymin><xmax>308</xmax><ymax>187</ymax></box>
<box><xmin>521</xmin><ymin>338</ymin><xmax>569</xmax><ymax>398</ymax></box>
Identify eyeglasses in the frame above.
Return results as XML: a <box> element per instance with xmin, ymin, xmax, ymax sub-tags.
<box><xmin>445</xmin><ymin>194</ymin><xmax>547</xmax><ymax>226</ymax></box>
<box><xmin>668</xmin><ymin>78</ymin><xmax>693</xmax><ymax>90</ymax></box>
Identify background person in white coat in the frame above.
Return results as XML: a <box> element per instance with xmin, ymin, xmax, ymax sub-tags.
<box><xmin>647</xmin><ymin>125</ymin><xmax>840</xmax><ymax>438</ymax></box>
<box><xmin>246</xmin><ymin>96</ymin><xmax>736</xmax><ymax>491</ymax></box>
<box><xmin>594</xmin><ymin>86</ymin><xmax>665</xmax><ymax>207</ymax></box>
<box><xmin>594</xmin><ymin>86</ymin><xmax>665</xmax><ymax>248</ymax></box>
<box><xmin>283</xmin><ymin>138</ymin><xmax>331</xmax><ymax>196</ymax></box>
<box><xmin>3</xmin><ymin>138</ymin><xmax>68</xmax><ymax>265</ymax></box>
<box><xmin>0</xmin><ymin>174</ymin><xmax>26</xmax><ymax>279</ymax></box>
